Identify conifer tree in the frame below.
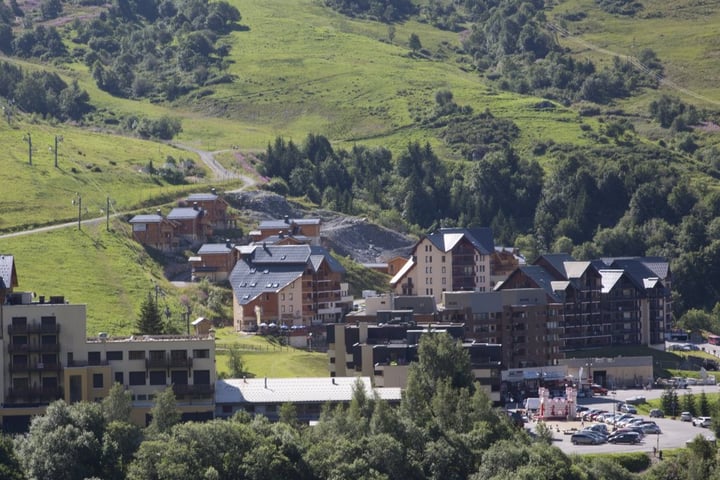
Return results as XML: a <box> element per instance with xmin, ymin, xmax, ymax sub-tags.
<box><xmin>136</xmin><ymin>292</ymin><xmax>163</xmax><ymax>334</ymax></box>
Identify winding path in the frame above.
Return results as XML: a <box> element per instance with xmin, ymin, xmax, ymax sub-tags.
<box><xmin>0</xmin><ymin>145</ymin><xmax>258</xmax><ymax>240</ymax></box>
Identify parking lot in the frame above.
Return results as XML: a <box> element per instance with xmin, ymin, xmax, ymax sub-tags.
<box><xmin>527</xmin><ymin>389</ymin><xmax>715</xmax><ymax>455</ymax></box>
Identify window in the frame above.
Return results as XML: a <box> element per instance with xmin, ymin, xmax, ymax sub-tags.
<box><xmin>149</xmin><ymin>350</ymin><xmax>165</xmax><ymax>361</ymax></box>
<box><xmin>11</xmin><ymin>317</ymin><xmax>27</xmax><ymax>327</ymax></box>
<box><xmin>194</xmin><ymin>370</ymin><xmax>210</xmax><ymax>385</ymax></box>
<box><xmin>442</xmin><ymin>255</ymin><xmax>445</xmax><ymax>263</ymax></box>
<box><xmin>41</xmin><ymin>316</ymin><xmax>56</xmax><ymax>327</ymax></box>
<box><xmin>107</xmin><ymin>351</ymin><xmax>123</xmax><ymax>361</ymax></box>
<box><xmin>88</xmin><ymin>351</ymin><xmax>101</xmax><ymax>365</ymax></box>
<box><xmin>129</xmin><ymin>350</ymin><xmax>144</xmax><ymax>360</ymax></box>
<box><xmin>114</xmin><ymin>372</ymin><xmax>124</xmax><ymax>385</ymax></box>
<box><xmin>129</xmin><ymin>371</ymin><xmax>145</xmax><ymax>386</ymax></box>
<box><xmin>222</xmin><ymin>405</ymin><xmax>232</xmax><ymax>414</ymax></box>
<box><xmin>41</xmin><ymin>354</ymin><xmax>56</xmax><ymax>365</ymax></box>
<box><xmin>281</xmin><ymin>293</ymin><xmax>285</xmax><ymax>301</ymax></box>
<box><xmin>42</xmin><ymin>377</ymin><xmax>58</xmax><ymax>389</ymax></box>
<box><xmin>93</xmin><ymin>373</ymin><xmax>104</xmax><ymax>389</ymax></box>
<box><xmin>13</xmin><ymin>377</ymin><xmax>28</xmax><ymax>389</ymax></box>
<box><xmin>281</xmin><ymin>306</ymin><xmax>285</xmax><ymax>313</ymax></box>
<box><xmin>13</xmin><ymin>354</ymin><xmax>27</xmax><ymax>366</ymax></box>
<box><xmin>149</xmin><ymin>371</ymin><xmax>166</xmax><ymax>386</ymax></box>
<box><xmin>193</xmin><ymin>349</ymin><xmax>209</xmax><ymax>359</ymax></box>
<box><xmin>41</xmin><ymin>335</ymin><xmax>57</xmax><ymax>345</ymax></box>
<box><xmin>12</xmin><ymin>335</ymin><xmax>27</xmax><ymax>345</ymax></box>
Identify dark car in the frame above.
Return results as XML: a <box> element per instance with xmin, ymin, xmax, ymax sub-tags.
<box><xmin>506</xmin><ymin>410</ymin><xmax>525</xmax><ymax>428</ymax></box>
<box><xmin>608</xmin><ymin>431</ymin><xmax>641</xmax><ymax>444</ymax></box>
<box><xmin>649</xmin><ymin>409</ymin><xmax>664</xmax><ymax>418</ymax></box>
<box><xmin>571</xmin><ymin>432</ymin><xmax>602</xmax><ymax>445</ymax></box>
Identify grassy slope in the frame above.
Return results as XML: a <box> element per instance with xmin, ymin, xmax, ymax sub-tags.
<box><xmin>0</xmin><ymin>221</ymin><xmax>174</xmax><ymax>335</ymax></box>
<box><xmin>550</xmin><ymin>0</ymin><xmax>720</xmax><ymax>113</ymax></box>
<box><xmin>215</xmin><ymin>329</ymin><xmax>329</xmax><ymax>377</ymax></box>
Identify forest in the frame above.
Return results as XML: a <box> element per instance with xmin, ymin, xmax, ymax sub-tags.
<box><xmin>3</xmin><ymin>333</ymin><xmax>720</xmax><ymax>480</ymax></box>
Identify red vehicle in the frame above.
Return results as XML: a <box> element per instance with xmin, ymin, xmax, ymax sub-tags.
<box><xmin>590</xmin><ymin>384</ymin><xmax>608</xmax><ymax>395</ymax></box>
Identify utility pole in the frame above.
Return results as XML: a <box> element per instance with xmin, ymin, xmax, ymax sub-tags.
<box><xmin>23</xmin><ymin>133</ymin><xmax>32</xmax><ymax>165</ymax></box>
<box><xmin>54</xmin><ymin>135</ymin><xmax>63</xmax><ymax>168</ymax></box>
<box><xmin>106</xmin><ymin>196</ymin><xmax>110</xmax><ymax>231</ymax></box>
<box><xmin>77</xmin><ymin>194</ymin><xmax>82</xmax><ymax>230</ymax></box>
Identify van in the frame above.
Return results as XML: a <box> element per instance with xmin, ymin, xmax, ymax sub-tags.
<box><xmin>524</xmin><ymin>397</ymin><xmax>541</xmax><ymax>412</ymax></box>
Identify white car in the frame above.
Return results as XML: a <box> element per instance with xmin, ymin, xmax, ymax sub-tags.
<box><xmin>693</xmin><ymin>416</ymin><xmax>712</xmax><ymax>428</ymax></box>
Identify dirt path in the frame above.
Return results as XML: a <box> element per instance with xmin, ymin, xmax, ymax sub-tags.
<box><xmin>172</xmin><ymin>143</ymin><xmax>259</xmax><ymax>189</ymax></box>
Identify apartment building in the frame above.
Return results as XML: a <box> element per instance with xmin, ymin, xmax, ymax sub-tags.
<box><xmin>184</xmin><ymin>190</ymin><xmax>234</xmax><ymax>230</ymax></box>
<box><xmin>189</xmin><ymin>241</ymin><xmax>238</xmax><ymax>282</ymax></box>
<box><xmin>390</xmin><ymin>228</ymin><xmax>497</xmax><ymax>303</ymax></box>
<box><xmin>229</xmin><ymin>244</ymin><xmax>350</xmax><ymax>330</ymax></box>
<box><xmin>497</xmin><ymin>254</ymin><xmax>669</xmax><ymax>351</ymax></box>
<box><xmin>440</xmin><ymin>288</ymin><xmax>563</xmax><ymax>368</ymax></box>
<box><xmin>0</xmin><ymin>255</ymin><xmax>215</xmax><ymax>432</ymax></box>
<box><xmin>326</xmin><ymin>322</ymin><xmax>503</xmax><ymax>402</ymax></box>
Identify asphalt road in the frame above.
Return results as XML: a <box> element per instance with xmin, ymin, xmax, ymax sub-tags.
<box><xmin>528</xmin><ymin>388</ymin><xmax>715</xmax><ymax>455</ymax></box>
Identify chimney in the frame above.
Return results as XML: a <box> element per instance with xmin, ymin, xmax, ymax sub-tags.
<box><xmin>156</xmin><ymin>209</ymin><xmax>162</xmax><ymax>216</ymax></box>
<box><xmin>278</xmin><ymin>230</ymin><xmax>284</xmax><ymax>239</ymax></box>
<box><xmin>332</xmin><ymin>378</ymin><xmax>337</xmax><ymax>385</ymax></box>
<box><xmin>193</xmin><ymin>202</ymin><xmax>199</xmax><ymax>211</ymax></box>
<box><xmin>284</xmin><ymin>215</ymin><xmax>290</xmax><ymax>224</ymax></box>
<box><xmin>211</xmin><ymin>187</ymin><xmax>216</xmax><ymax>195</ymax></box>
<box><xmin>226</xmin><ymin>239</ymin><xmax>232</xmax><ymax>248</ymax></box>
<box><xmin>264</xmin><ymin>377</ymin><xmax>267</xmax><ymax>389</ymax></box>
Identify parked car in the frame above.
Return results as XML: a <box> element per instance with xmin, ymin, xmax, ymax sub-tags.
<box><xmin>693</xmin><ymin>416</ymin><xmax>712</xmax><ymax>428</ymax></box>
<box><xmin>681</xmin><ymin>412</ymin><xmax>693</xmax><ymax>422</ymax></box>
<box><xmin>571</xmin><ymin>431</ymin><xmax>602</xmax><ymax>445</ymax></box>
<box><xmin>609</xmin><ymin>431</ymin><xmax>642</xmax><ymax>444</ymax></box>
<box><xmin>649</xmin><ymin>409</ymin><xmax>664</xmax><ymax>418</ymax></box>
<box><xmin>620</xmin><ymin>404</ymin><xmax>638</xmax><ymax>414</ymax></box>
<box><xmin>590</xmin><ymin>384</ymin><xmax>608</xmax><ymax>395</ymax></box>
<box><xmin>640</xmin><ymin>423</ymin><xmax>662</xmax><ymax>434</ymax></box>
<box><xmin>584</xmin><ymin>423</ymin><xmax>609</xmax><ymax>435</ymax></box>
<box><xmin>625</xmin><ymin>395</ymin><xmax>646</xmax><ymax>405</ymax></box>
<box><xmin>506</xmin><ymin>410</ymin><xmax>525</xmax><ymax>428</ymax></box>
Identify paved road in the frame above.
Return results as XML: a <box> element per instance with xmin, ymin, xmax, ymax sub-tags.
<box><xmin>528</xmin><ymin>389</ymin><xmax>714</xmax><ymax>455</ymax></box>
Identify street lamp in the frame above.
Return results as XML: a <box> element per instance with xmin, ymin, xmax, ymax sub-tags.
<box><xmin>184</xmin><ymin>304</ymin><xmax>192</xmax><ymax>335</ymax></box>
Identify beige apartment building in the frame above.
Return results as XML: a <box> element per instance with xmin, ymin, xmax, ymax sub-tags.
<box><xmin>0</xmin><ymin>255</ymin><xmax>215</xmax><ymax>432</ymax></box>
<box><xmin>391</xmin><ymin>228</ymin><xmax>495</xmax><ymax>303</ymax></box>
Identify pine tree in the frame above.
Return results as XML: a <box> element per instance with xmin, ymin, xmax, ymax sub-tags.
<box><xmin>136</xmin><ymin>292</ymin><xmax>163</xmax><ymax>334</ymax></box>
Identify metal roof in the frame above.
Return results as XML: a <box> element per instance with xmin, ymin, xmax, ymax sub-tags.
<box><xmin>535</xmin><ymin>253</ymin><xmax>575</xmax><ymax>278</ymax></box>
<box><xmin>198</xmin><ymin>243</ymin><xmax>233</xmax><ymax>254</ymax></box>
<box><xmin>129</xmin><ymin>214</ymin><xmax>163</xmax><ymax>223</ymax></box>
<box><xmin>215</xmin><ymin>377</ymin><xmax>401</xmax><ymax>404</ymax></box>
<box><xmin>187</xmin><ymin>193</ymin><xmax>218</xmax><ymax>201</ymax></box>
<box><xmin>259</xmin><ymin>218</ymin><xmax>321</xmax><ymax>228</ymax></box>
<box><xmin>167</xmin><ymin>208</ymin><xmax>202</xmax><ymax>220</ymax></box>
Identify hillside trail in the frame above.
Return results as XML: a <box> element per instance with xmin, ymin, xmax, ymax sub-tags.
<box><xmin>546</xmin><ymin>23</ymin><xmax>720</xmax><ymax>107</ymax></box>
<box><xmin>0</xmin><ymin>145</ymin><xmax>257</xmax><ymax>240</ymax></box>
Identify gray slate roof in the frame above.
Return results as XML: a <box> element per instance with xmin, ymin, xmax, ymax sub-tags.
<box><xmin>129</xmin><ymin>214</ymin><xmax>163</xmax><ymax>224</ymax></box>
<box><xmin>168</xmin><ymin>207</ymin><xmax>202</xmax><ymax>220</ymax></box>
<box><xmin>259</xmin><ymin>218</ymin><xmax>321</xmax><ymax>228</ymax></box>
<box><xmin>187</xmin><ymin>193</ymin><xmax>218</xmax><ymax>201</ymax></box>
<box><xmin>198</xmin><ymin>243</ymin><xmax>234</xmax><ymax>255</ymax></box>
<box><xmin>0</xmin><ymin>254</ymin><xmax>16</xmax><ymax>290</ymax></box>
<box><xmin>229</xmin><ymin>245</ymin><xmax>344</xmax><ymax>305</ymax></box>
<box><xmin>426</xmin><ymin>227</ymin><xmax>495</xmax><ymax>254</ymax></box>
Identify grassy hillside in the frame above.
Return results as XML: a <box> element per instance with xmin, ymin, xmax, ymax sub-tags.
<box><xmin>550</xmin><ymin>0</ymin><xmax>720</xmax><ymax>113</ymax></box>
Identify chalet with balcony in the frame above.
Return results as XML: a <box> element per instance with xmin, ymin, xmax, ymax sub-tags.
<box><xmin>167</xmin><ymin>204</ymin><xmax>210</xmax><ymax>243</ymax></box>
<box><xmin>183</xmin><ymin>190</ymin><xmax>234</xmax><ymax>230</ymax></box>
<box><xmin>129</xmin><ymin>213</ymin><xmax>179</xmax><ymax>251</ymax></box>
<box><xmin>229</xmin><ymin>244</ymin><xmax>348</xmax><ymax>330</ymax></box>
<box><xmin>249</xmin><ymin>217</ymin><xmax>322</xmax><ymax>246</ymax></box>
<box><xmin>189</xmin><ymin>241</ymin><xmax>238</xmax><ymax>282</ymax></box>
